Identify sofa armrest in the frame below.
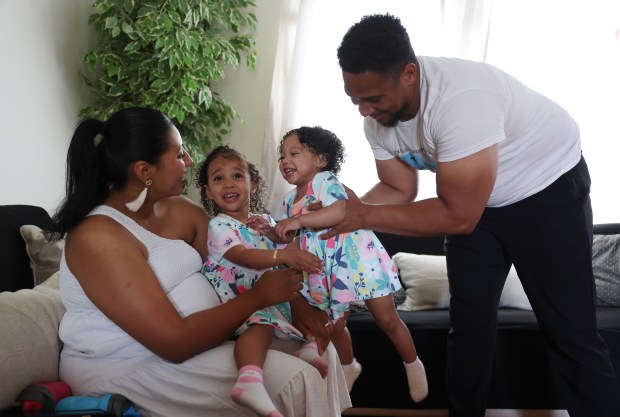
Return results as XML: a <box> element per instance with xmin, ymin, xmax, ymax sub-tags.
<box><xmin>0</xmin><ymin>274</ymin><xmax>65</xmax><ymax>411</ymax></box>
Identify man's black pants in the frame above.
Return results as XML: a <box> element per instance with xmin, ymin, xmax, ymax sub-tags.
<box><xmin>445</xmin><ymin>156</ymin><xmax>620</xmax><ymax>417</ymax></box>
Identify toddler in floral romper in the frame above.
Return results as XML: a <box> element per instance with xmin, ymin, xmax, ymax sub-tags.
<box><xmin>196</xmin><ymin>145</ymin><xmax>328</xmax><ymax>417</ymax></box>
<box><xmin>274</xmin><ymin>126</ymin><xmax>428</xmax><ymax>402</ymax></box>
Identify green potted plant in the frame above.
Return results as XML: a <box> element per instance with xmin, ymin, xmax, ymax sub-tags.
<box><xmin>80</xmin><ymin>0</ymin><xmax>257</xmax><ymax>161</ymax></box>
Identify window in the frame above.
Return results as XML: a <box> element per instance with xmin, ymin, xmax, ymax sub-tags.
<box><xmin>266</xmin><ymin>0</ymin><xmax>620</xmax><ymax>223</ymax></box>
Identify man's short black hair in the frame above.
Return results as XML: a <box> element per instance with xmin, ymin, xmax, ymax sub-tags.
<box><xmin>337</xmin><ymin>13</ymin><xmax>417</xmax><ymax>78</ymax></box>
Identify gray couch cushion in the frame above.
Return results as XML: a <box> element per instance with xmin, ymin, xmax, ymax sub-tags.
<box><xmin>593</xmin><ymin>234</ymin><xmax>620</xmax><ymax>307</ymax></box>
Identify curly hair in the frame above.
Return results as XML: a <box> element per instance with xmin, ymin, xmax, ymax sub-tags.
<box><xmin>278</xmin><ymin>126</ymin><xmax>346</xmax><ymax>175</ymax></box>
<box><xmin>194</xmin><ymin>145</ymin><xmax>269</xmax><ymax>217</ymax></box>
<box><xmin>337</xmin><ymin>13</ymin><xmax>417</xmax><ymax>78</ymax></box>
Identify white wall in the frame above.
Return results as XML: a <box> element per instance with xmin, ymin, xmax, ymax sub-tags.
<box><xmin>0</xmin><ymin>0</ymin><xmax>281</xmax><ymax>213</ymax></box>
<box><xmin>0</xmin><ymin>0</ymin><xmax>95</xmax><ymax>213</ymax></box>
<box><xmin>214</xmin><ymin>0</ymin><xmax>282</xmax><ymax>167</ymax></box>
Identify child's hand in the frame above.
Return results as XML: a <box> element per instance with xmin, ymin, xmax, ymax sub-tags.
<box><xmin>281</xmin><ymin>248</ymin><xmax>323</xmax><ymax>275</ymax></box>
<box><xmin>247</xmin><ymin>215</ymin><xmax>272</xmax><ymax>234</ymax></box>
<box><xmin>275</xmin><ymin>217</ymin><xmax>301</xmax><ymax>240</ymax></box>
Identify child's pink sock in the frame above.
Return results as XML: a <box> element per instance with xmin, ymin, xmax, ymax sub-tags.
<box><xmin>231</xmin><ymin>365</ymin><xmax>283</xmax><ymax>417</ymax></box>
<box><xmin>294</xmin><ymin>340</ymin><xmax>329</xmax><ymax>378</ymax></box>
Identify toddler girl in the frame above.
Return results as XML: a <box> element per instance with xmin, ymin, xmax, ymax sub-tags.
<box><xmin>273</xmin><ymin>126</ymin><xmax>428</xmax><ymax>402</ymax></box>
<box><xmin>195</xmin><ymin>145</ymin><xmax>329</xmax><ymax>417</ymax></box>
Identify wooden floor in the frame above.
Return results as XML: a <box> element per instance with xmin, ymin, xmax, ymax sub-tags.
<box><xmin>343</xmin><ymin>409</ymin><xmax>569</xmax><ymax>417</ymax></box>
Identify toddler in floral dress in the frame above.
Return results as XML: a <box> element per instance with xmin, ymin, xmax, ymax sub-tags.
<box><xmin>273</xmin><ymin>126</ymin><xmax>428</xmax><ymax>402</ymax></box>
<box><xmin>195</xmin><ymin>145</ymin><xmax>329</xmax><ymax>417</ymax></box>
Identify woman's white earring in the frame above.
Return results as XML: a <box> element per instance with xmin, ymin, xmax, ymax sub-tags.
<box><xmin>126</xmin><ymin>179</ymin><xmax>153</xmax><ymax>212</ymax></box>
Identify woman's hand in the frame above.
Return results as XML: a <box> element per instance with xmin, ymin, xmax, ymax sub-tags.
<box><xmin>289</xmin><ymin>297</ymin><xmax>333</xmax><ymax>355</ymax></box>
<box><xmin>253</xmin><ymin>268</ymin><xmax>304</xmax><ymax>308</ymax></box>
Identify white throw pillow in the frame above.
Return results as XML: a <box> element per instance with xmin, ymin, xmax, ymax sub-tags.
<box><xmin>20</xmin><ymin>225</ymin><xmax>65</xmax><ymax>286</ymax></box>
<box><xmin>0</xmin><ymin>272</ymin><xmax>65</xmax><ymax>410</ymax></box>
<box><xmin>393</xmin><ymin>253</ymin><xmax>532</xmax><ymax>311</ymax></box>
<box><xmin>395</xmin><ymin>253</ymin><xmax>451</xmax><ymax>311</ymax></box>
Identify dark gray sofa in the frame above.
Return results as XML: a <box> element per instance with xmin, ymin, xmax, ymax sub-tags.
<box><xmin>3</xmin><ymin>205</ymin><xmax>618</xmax><ymax>415</ymax></box>
<box><xmin>346</xmin><ymin>224</ymin><xmax>620</xmax><ymax>412</ymax></box>
<box><xmin>0</xmin><ymin>205</ymin><xmax>62</xmax><ymax>417</ymax></box>
<box><xmin>1</xmin><ymin>205</ymin><xmax>55</xmax><ymax>293</ymax></box>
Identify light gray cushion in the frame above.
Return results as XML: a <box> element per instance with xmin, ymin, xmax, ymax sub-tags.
<box><xmin>394</xmin><ymin>253</ymin><xmax>451</xmax><ymax>311</ymax></box>
<box><xmin>593</xmin><ymin>234</ymin><xmax>620</xmax><ymax>307</ymax></box>
<box><xmin>20</xmin><ymin>225</ymin><xmax>64</xmax><ymax>286</ymax></box>
<box><xmin>0</xmin><ymin>273</ymin><xmax>64</xmax><ymax>410</ymax></box>
<box><xmin>393</xmin><ymin>252</ymin><xmax>532</xmax><ymax>311</ymax></box>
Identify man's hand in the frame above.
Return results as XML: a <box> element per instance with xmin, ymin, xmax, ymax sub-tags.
<box><xmin>320</xmin><ymin>185</ymin><xmax>367</xmax><ymax>239</ymax></box>
<box><xmin>290</xmin><ymin>297</ymin><xmax>332</xmax><ymax>355</ymax></box>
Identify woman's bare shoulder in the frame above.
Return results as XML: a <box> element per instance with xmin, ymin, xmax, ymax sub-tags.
<box><xmin>68</xmin><ymin>214</ymin><xmax>127</xmax><ymax>241</ymax></box>
<box><xmin>157</xmin><ymin>195</ymin><xmax>205</xmax><ymax>214</ymax></box>
<box><xmin>152</xmin><ymin>196</ymin><xmax>211</xmax><ymax>249</ymax></box>
<box><xmin>67</xmin><ymin>214</ymin><xmax>144</xmax><ymax>252</ymax></box>
<box><xmin>65</xmin><ymin>214</ymin><xmax>147</xmax><ymax>276</ymax></box>
<box><xmin>156</xmin><ymin>196</ymin><xmax>210</xmax><ymax>225</ymax></box>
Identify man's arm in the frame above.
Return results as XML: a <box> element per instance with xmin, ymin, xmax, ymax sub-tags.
<box><xmin>322</xmin><ymin>144</ymin><xmax>498</xmax><ymax>238</ymax></box>
<box><xmin>361</xmin><ymin>157</ymin><xmax>418</xmax><ymax>204</ymax></box>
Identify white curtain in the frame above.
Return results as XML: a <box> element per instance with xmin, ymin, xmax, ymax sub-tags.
<box><xmin>440</xmin><ymin>0</ymin><xmax>493</xmax><ymax>60</ymax></box>
<box><xmin>260</xmin><ymin>0</ymin><xmax>303</xmax><ymax>217</ymax></box>
<box><xmin>262</xmin><ymin>0</ymin><xmax>620</xmax><ymax>222</ymax></box>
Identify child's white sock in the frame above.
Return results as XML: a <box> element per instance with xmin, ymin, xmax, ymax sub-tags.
<box><xmin>294</xmin><ymin>340</ymin><xmax>329</xmax><ymax>378</ymax></box>
<box><xmin>231</xmin><ymin>365</ymin><xmax>283</xmax><ymax>417</ymax></box>
<box><xmin>404</xmin><ymin>357</ymin><xmax>428</xmax><ymax>403</ymax></box>
<box><xmin>341</xmin><ymin>357</ymin><xmax>363</xmax><ymax>392</ymax></box>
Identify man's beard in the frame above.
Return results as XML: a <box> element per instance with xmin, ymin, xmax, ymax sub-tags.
<box><xmin>382</xmin><ymin>103</ymin><xmax>409</xmax><ymax>127</ymax></box>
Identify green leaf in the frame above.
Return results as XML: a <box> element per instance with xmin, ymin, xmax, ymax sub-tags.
<box><xmin>169</xmin><ymin>10</ymin><xmax>182</xmax><ymax>25</ymax></box>
<box><xmin>137</xmin><ymin>5</ymin><xmax>153</xmax><ymax>18</ymax></box>
<box><xmin>104</xmin><ymin>16</ymin><xmax>118</xmax><ymax>30</ymax></box>
<box><xmin>122</xmin><ymin>22</ymin><xmax>133</xmax><ymax>34</ymax></box>
<box><xmin>151</xmin><ymin>79</ymin><xmax>165</xmax><ymax>90</ymax></box>
<box><xmin>108</xmin><ymin>84</ymin><xmax>125</xmax><ymax>96</ymax></box>
<box><xmin>106</xmin><ymin>63</ymin><xmax>119</xmax><ymax>76</ymax></box>
<box><xmin>183</xmin><ymin>9</ymin><xmax>193</xmax><ymax>25</ymax></box>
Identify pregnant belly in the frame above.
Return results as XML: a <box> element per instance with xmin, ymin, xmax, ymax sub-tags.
<box><xmin>168</xmin><ymin>272</ymin><xmax>222</xmax><ymax>317</ymax></box>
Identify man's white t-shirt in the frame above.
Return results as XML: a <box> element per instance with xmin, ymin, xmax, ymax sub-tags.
<box><xmin>364</xmin><ymin>56</ymin><xmax>582</xmax><ymax>207</ymax></box>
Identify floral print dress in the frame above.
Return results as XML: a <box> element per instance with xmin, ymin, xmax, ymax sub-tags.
<box><xmin>202</xmin><ymin>213</ymin><xmax>305</xmax><ymax>341</ymax></box>
<box><xmin>281</xmin><ymin>170</ymin><xmax>401</xmax><ymax>321</ymax></box>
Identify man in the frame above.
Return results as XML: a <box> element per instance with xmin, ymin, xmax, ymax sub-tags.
<box><xmin>326</xmin><ymin>13</ymin><xmax>620</xmax><ymax>417</ymax></box>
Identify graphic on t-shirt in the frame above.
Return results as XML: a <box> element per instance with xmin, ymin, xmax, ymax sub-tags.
<box><xmin>399</xmin><ymin>150</ymin><xmax>436</xmax><ymax>172</ymax></box>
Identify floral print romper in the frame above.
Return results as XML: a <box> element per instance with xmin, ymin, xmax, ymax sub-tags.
<box><xmin>202</xmin><ymin>213</ymin><xmax>305</xmax><ymax>341</ymax></box>
<box><xmin>281</xmin><ymin>170</ymin><xmax>402</xmax><ymax>321</ymax></box>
